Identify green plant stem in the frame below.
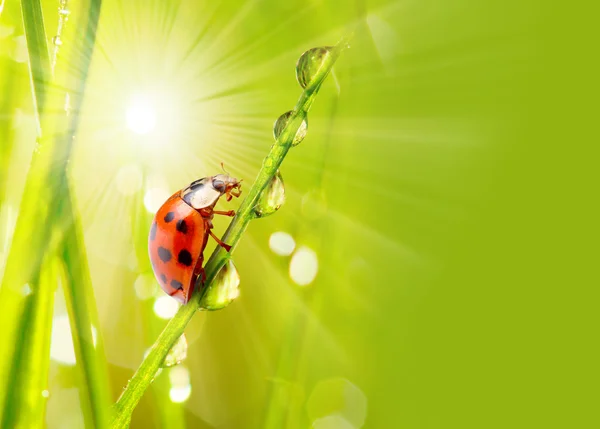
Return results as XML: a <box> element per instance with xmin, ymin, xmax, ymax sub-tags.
<box><xmin>111</xmin><ymin>38</ymin><xmax>349</xmax><ymax>428</ymax></box>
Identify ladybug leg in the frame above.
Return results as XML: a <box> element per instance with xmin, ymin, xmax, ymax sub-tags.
<box><xmin>213</xmin><ymin>210</ymin><xmax>235</xmax><ymax>217</ymax></box>
<box><xmin>209</xmin><ymin>229</ymin><xmax>232</xmax><ymax>252</ymax></box>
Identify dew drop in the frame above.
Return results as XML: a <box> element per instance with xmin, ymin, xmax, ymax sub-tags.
<box><xmin>296</xmin><ymin>46</ymin><xmax>333</xmax><ymax>89</ymax></box>
<box><xmin>41</xmin><ymin>390</ymin><xmax>50</xmax><ymax>398</ymax></box>
<box><xmin>273</xmin><ymin>110</ymin><xmax>307</xmax><ymax>146</ymax></box>
<box><xmin>202</xmin><ymin>260</ymin><xmax>240</xmax><ymax>310</ymax></box>
<box><xmin>21</xmin><ymin>283</ymin><xmax>32</xmax><ymax>297</ymax></box>
<box><xmin>52</xmin><ymin>36</ymin><xmax>63</xmax><ymax>46</ymax></box>
<box><xmin>254</xmin><ymin>171</ymin><xmax>285</xmax><ymax>218</ymax></box>
<box><xmin>163</xmin><ymin>334</ymin><xmax>188</xmax><ymax>367</ymax></box>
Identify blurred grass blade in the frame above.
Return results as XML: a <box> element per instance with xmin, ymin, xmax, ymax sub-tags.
<box><xmin>0</xmin><ymin>60</ymin><xmax>22</xmax><ymax>209</ymax></box>
<box><xmin>20</xmin><ymin>0</ymin><xmax>51</xmax><ymax>131</ymax></box>
<box><xmin>55</xmin><ymin>0</ymin><xmax>112</xmax><ymax>427</ymax></box>
<box><xmin>0</xmin><ymin>0</ymin><xmax>109</xmax><ymax>426</ymax></box>
<box><xmin>0</xmin><ymin>256</ymin><xmax>57</xmax><ymax>428</ymax></box>
<box><xmin>111</xmin><ymin>37</ymin><xmax>350</xmax><ymax>427</ymax></box>
<box><xmin>0</xmin><ymin>0</ymin><xmax>56</xmax><ymax>419</ymax></box>
<box><xmin>60</xmin><ymin>192</ymin><xmax>112</xmax><ymax>428</ymax></box>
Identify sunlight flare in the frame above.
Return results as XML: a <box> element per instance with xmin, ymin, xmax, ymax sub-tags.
<box><xmin>126</xmin><ymin>96</ymin><xmax>157</xmax><ymax>134</ymax></box>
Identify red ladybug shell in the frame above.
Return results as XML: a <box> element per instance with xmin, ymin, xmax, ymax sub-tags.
<box><xmin>148</xmin><ymin>191</ymin><xmax>208</xmax><ymax>304</ymax></box>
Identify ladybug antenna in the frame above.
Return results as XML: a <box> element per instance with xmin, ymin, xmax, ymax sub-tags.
<box><xmin>220</xmin><ymin>162</ymin><xmax>231</xmax><ymax>176</ymax></box>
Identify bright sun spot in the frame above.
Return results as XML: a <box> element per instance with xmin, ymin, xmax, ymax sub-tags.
<box><xmin>126</xmin><ymin>97</ymin><xmax>157</xmax><ymax>134</ymax></box>
<box><xmin>169</xmin><ymin>365</ymin><xmax>192</xmax><ymax>403</ymax></box>
<box><xmin>289</xmin><ymin>246</ymin><xmax>319</xmax><ymax>286</ymax></box>
<box><xmin>154</xmin><ymin>296</ymin><xmax>180</xmax><ymax>319</ymax></box>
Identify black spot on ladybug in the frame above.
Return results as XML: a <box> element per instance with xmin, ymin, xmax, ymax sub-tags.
<box><xmin>164</xmin><ymin>212</ymin><xmax>175</xmax><ymax>223</ymax></box>
<box><xmin>176</xmin><ymin>219</ymin><xmax>188</xmax><ymax>234</ymax></box>
<box><xmin>149</xmin><ymin>222</ymin><xmax>157</xmax><ymax>241</ymax></box>
<box><xmin>171</xmin><ymin>279</ymin><xmax>184</xmax><ymax>290</ymax></box>
<box><xmin>158</xmin><ymin>247</ymin><xmax>172</xmax><ymax>263</ymax></box>
<box><xmin>178</xmin><ymin>249</ymin><xmax>193</xmax><ymax>266</ymax></box>
<box><xmin>160</xmin><ymin>274</ymin><xmax>167</xmax><ymax>283</ymax></box>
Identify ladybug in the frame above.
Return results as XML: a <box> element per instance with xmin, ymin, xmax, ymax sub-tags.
<box><xmin>148</xmin><ymin>174</ymin><xmax>242</xmax><ymax>304</ymax></box>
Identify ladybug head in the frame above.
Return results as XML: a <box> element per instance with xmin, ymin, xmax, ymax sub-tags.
<box><xmin>211</xmin><ymin>174</ymin><xmax>242</xmax><ymax>202</ymax></box>
<box><xmin>181</xmin><ymin>175</ymin><xmax>242</xmax><ymax>209</ymax></box>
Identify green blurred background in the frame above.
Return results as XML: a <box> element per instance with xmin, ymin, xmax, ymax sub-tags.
<box><xmin>1</xmin><ymin>0</ymin><xmax>594</xmax><ymax>428</ymax></box>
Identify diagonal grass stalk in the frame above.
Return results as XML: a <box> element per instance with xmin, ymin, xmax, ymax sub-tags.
<box><xmin>53</xmin><ymin>1</ymin><xmax>113</xmax><ymax>427</ymax></box>
<box><xmin>0</xmin><ymin>256</ymin><xmax>57</xmax><ymax>428</ymax></box>
<box><xmin>0</xmin><ymin>0</ymin><xmax>110</xmax><ymax>426</ymax></box>
<box><xmin>111</xmin><ymin>37</ymin><xmax>350</xmax><ymax>428</ymax></box>
<box><xmin>0</xmin><ymin>1</ymin><xmax>57</xmax><ymax>421</ymax></box>
<box><xmin>60</xmin><ymin>192</ymin><xmax>112</xmax><ymax>428</ymax></box>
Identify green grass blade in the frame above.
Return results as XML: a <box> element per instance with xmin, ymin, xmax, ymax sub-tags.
<box><xmin>60</xmin><ymin>193</ymin><xmax>112</xmax><ymax>428</ymax></box>
<box><xmin>0</xmin><ymin>256</ymin><xmax>57</xmax><ymax>428</ymax></box>
<box><xmin>56</xmin><ymin>1</ymin><xmax>111</xmax><ymax>427</ymax></box>
<box><xmin>0</xmin><ymin>60</ymin><xmax>23</xmax><ymax>209</ymax></box>
<box><xmin>20</xmin><ymin>0</ymin><xmax>51</xmax><ymax>127</ymax></box>
<box><xmin>111</xmin><ymin>37</ymin><xmax>349</xmax><ymax>428</ymax></box>
<box><xmin>0</xmin><ymin>0</ymin><xmax>108</xmax><ymax>426</ymax></box>
<box><xmin>0</xmin><ymin>0</ymin><xmax>56</xmax><ymax>419</ymax></box>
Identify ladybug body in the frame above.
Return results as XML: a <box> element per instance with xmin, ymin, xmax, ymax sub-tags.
<box><xmin>148</xmin><ymin>174</ymin><xmax>241</xmax><ymax>304</ymax></box>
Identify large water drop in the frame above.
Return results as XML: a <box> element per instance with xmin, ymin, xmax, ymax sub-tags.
<box><xmin>273</xmin><ymin>111</ymin><xmax>307</xmax><ymax>146</ymax></box>
<box><xmin>254</xmin><ymin>171</ymin><xmax>285</xmax><ymax>217</ymax></box>
<box><xmin>202</xmin><ymin>260</ymin><xmax>240</xmax><ymax>310</ymax></box>
<box><xmin>296</xmin><ymin>47</ymin><xmax>333</xmax><ymax>89</ymax></box>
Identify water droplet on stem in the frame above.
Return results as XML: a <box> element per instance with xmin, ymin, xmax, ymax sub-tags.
<box><xmin>273</xmin><ymin>111</ymin><xmax>307</xmax><ymax>146</ymax></box>
<box><xmin>255</xmin><ymin>171</ymin><xmax>285</xmax><ymax>217</ymax></box>
<box><xmin>202</xmin><ymin>261</ymin><xmax>240</xmax><ymax>310</ymax></box>
<box><xmin>296</xmin><ymin>46</ymin><xmax>333</xmax><ymax>89</ymax></box>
